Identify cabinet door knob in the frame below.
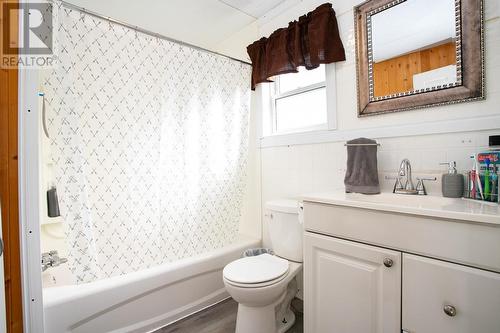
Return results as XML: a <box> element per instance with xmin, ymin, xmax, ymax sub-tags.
<box><xmin>383</xmin><ymin>258</ymin><xmax>393</xmax><ymax>267</ymax></box>
<box><xmin>443</xmin><ymin>304</ymin><xmax>457</xmax><ymax>317</ymax></box>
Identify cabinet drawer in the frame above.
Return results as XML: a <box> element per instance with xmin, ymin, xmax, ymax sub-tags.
<box><xmin>403</xmin><ymin>254</ymin><xmax>500</xmax><ymax>333</ymax></box>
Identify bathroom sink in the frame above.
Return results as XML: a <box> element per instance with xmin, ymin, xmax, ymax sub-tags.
<box><xmin>341</xmin><ymin>192</ymin><xmax>455</xmax><ymax>206</ymax></box>
<box><xmin>302</xmin><ymin>190</ymin><xmax>500</xmax><ymax>225</ymax></box>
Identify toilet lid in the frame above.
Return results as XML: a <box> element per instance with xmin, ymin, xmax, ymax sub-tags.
<box><xmin>223</xmin><ymin>254</ymin><xmax>289</xmax><ymax>284</ymax></box>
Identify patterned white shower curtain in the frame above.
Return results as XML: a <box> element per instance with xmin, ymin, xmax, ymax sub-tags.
<box><xmin>41</xmin><ymin>3</ymin><xmax>251</xmax><ymax>283</ymax></box>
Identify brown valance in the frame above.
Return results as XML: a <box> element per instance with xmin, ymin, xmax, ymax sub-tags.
<box><xmin>247</xmin><ymin>3</ymin><xmax>346</xmax><ymax>90</ymax></box>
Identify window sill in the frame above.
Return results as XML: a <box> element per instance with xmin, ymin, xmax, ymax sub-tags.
<box><xmin>259</xmin><ymin>114</ymin><xmax>500</xmax><ymax>148</ymax></box>
<box><xmin>260</xmin><ymin>128</ymin><xmax>337</xmax><ymax>147</ymax></box>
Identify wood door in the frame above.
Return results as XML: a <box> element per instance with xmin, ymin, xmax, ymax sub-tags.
<box><xmin>1</xmin><ymin>220</ymin><xmax>6</xmax><ymax>332</ymax></box>
<box><xmin>403</xmin><ymin>254</ymin><xmax>500</xmax><ymax>333</ymax></box>
<box><xmin>304</xmin><ymin>232</ymin><xmax>401</xmax><ymax>333</ymax></box>
<box><xmin>1</xmin><ymin>0</ymin><xmax>24</xmax><ymax>331</ymax></box>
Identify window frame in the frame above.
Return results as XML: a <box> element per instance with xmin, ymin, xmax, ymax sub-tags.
<box><xmin>265</xmin><ymin>63</ymin><xmax>337</xmax><ymax>139</ymax></box>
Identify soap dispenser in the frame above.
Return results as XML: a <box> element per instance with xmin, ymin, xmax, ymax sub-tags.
<box><xmin>440</xmin><ymin>161</ymin><xmax>464</xmax><ymax>198</ymax></box>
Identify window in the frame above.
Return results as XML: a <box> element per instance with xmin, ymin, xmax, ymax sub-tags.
<box><xmin>271</xmin><ymin>65</ymin><xmax>329</xmax><ymax>134</ymax></box>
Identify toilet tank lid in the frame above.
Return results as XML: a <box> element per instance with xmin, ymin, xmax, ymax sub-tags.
<box><xmin>265</xmin><ymin>199</ymin><xmax>299</xmax><ymax>214</ymax></box>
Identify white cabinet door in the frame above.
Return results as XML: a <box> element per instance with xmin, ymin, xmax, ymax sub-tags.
<box><xmin>403</xmin><ymin>254</ymin><xmax>500</xmax><ymax>333</ymax></box>
<box><xmin>304</xmin><ymin>232</ymin><xmax>401</xmax><ymax>333</ymax></box>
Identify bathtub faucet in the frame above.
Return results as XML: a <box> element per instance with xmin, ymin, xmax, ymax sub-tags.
<box><xmin>42</xmin><ymin>250</ymin><xmax>68</xmax><ymax>272</ymax></box>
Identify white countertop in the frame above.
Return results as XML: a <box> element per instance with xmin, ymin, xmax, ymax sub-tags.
<box><xmin>302</xmin><ymin>190</ymin><xmax>500</xmax><ymax>225</ymax></box>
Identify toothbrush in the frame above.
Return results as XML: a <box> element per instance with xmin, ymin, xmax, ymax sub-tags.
<box><xmin>498</xmin><ymin>170</ymin><xmax>500</xmax><ymax>204</ymax></box>
<box><xmin>470</xmin><ymin>156</ymin><xmax>477</xmax><ymax>199</ymax></box>
<box><xmin>470</xmin><ymin>155</ymin><xmax>484</xmax><ymax>200</ymax></box>
<box><xmin>484</xmin><ymin>158</ymin><xmax>491</xmax><ymax>200</ymax></box>
<box><xmin>491</xmin><ymin>164</ymin><xmax>498</xmax><ymax>202</ymax></box>
<box><xmin>475</xmin><ymin>156</ymin><xmax>484</xmax><ymax>200</ymax></box>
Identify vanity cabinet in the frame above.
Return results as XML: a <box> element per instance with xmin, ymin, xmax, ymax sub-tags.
<box><xmin>403</xmin><ymin>254</ymin><xmax>500</xmax><ymax>333</ymax></box>
<box><xmin>304</xmin><ymin>232</ymin><xmax>500</xmax><ymax>333</ymax></box>
<box><xmin>304</xmin><ymin>233</ymin><xmax>401</xmax><ymax>333</ymax></box>
<box><xmin>302</xmin><ymin>196</ymin><xmax>500</xmax><ymax>333</ymax></box>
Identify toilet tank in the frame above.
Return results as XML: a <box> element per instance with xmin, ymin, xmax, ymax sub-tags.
<box><xmin>266</xmin><ymin>200</ymin><xmax>303</xmax><ymax>263</ymax></box>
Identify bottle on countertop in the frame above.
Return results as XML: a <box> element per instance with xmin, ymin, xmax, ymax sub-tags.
<box><xmin>440</xmin><ymin>161</ymin><xmax>464</xmax><ymax>198</ymax></box>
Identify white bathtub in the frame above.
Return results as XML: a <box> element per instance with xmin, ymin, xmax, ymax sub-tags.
<box><xmin>43</xmin><ymin>235</ymin><xmax>259</xmax><ymax>333</ymax></box>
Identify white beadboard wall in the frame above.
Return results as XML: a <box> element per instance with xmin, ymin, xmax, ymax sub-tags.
<box><xmin>253</xmin><ymin>0</ymin><xmax>500</xmax><ymax>248</ymax></box>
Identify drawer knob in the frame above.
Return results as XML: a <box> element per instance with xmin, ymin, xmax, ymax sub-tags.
<box><xmin>383</xmin><ymin>258</ymin><xmax>393</xmax><ymax>268</ymax></box>
<box><xmin>443</xmin><ymin>304</ymin><xmax>457</xmax><ymax>317</ymax></box>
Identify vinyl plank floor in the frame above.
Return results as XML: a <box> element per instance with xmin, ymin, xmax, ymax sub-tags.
<box><xmin>155</xmin><ymin>298</ymin><xmax>303</xmax><ymax>333</ymax></box>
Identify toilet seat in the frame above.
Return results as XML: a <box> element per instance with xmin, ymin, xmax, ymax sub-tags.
<box><xmin>223</xmin><ymin>254</ymin><xmax>289</xmax><ymax>287</ymax></box>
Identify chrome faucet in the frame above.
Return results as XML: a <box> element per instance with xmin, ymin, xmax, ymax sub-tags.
<box><xmin>387</xmin><ymin>159</ymin><xmax>436</xmax><ymax>195</ymax></box>
<box><xmin>398</xmin><ymin>158</ymin><xmax>416</xmax><ymax>193</ymax></box>
<box><xmin>41</xmin><ymin>250</ymin><xmax>68</xmax><ymax>272</ymax></box>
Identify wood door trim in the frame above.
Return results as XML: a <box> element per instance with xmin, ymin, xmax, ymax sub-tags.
<box><xmin>1</xmin><ymin>0</ymin><xmax>24</xmax><ymax>331</ymax></box>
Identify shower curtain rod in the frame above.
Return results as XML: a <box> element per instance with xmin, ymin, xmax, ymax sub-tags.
<box><xmin>58</xmin><ymin>0</ymin><xmax>252</xmax><ymax>66</ymax></box>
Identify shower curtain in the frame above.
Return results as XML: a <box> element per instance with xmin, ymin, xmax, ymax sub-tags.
<box><xmin>41</xmin><ymin>3</ymin><xmax>251</xmax><ymax>283</ymax></box>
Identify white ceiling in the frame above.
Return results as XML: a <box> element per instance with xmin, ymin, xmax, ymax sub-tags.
<box><xmin>65</xmin><ymin>0</ymin><xmax>291</xmax><ymax>54</ymax></box>
<box><xmin>218</xmin><ymin>0</ymin><xmax>288</xmax><ymax>19</ymax></box>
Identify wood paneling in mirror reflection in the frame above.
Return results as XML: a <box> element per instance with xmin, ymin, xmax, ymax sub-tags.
<box><xmin>373</xmin><ymin>42</ymin><xmax>456</xmax><ymax>97</ymax></box>
<box><xmin>1</xmin><ymin>0</ymin><xmax>24</xmax><ymax>332</ymax></box>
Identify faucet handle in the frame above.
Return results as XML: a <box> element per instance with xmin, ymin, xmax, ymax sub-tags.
<box><xmin>394</xmin><ymin>178</ymin><xmax>404</xmax><ymax>192</ymax></box>
<box><xmin>416</xmin><ymin>177</ymin><xmax>437</xmax><ymax>195</ymax></box>
<box><xmin>385</xmin><ymin>175</ymin><xmax>404</xmax><ymax>193</ymax></box>
<box><xmin>417</xmin><ymin>177</ymin><xmax>438</xmax><ymax>182</ymax></box>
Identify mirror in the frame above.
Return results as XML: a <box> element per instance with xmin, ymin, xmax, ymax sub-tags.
<box><xmin>355</xmin><ymin>0</ymin><xmax>484</xmax><ymax>116</ymax></box>
<box><xmin>370</xmin><ymin>0</ymin><xmax>458</xmax><ymax>99</ymax></box>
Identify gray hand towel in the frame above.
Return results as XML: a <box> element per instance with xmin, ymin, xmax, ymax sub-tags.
<box><xmin>344</xmin><ymin>138</ymin><xmax>380</xmax><ymax>194</ymax></box>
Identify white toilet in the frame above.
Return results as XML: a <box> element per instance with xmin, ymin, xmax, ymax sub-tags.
<box><xmin>223</xmin><ymin>200</ymin><xmax>303</xmax><ymax>333</ymax></box>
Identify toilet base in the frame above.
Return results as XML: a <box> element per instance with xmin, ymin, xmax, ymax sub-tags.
<box><xmin>277</xmin><ymin>307</ymin><xmax>295</xmax><ymax>333</ymax></box>
<box><xmin>235</xmin><ymin>301</ymin><xmax>296</xmax><ymax>333</ymax></box>
<box><xmin>235</xmin><ymin>302</ymin><xmax>277</xmax><ymax>333</ymax></box>
<box><xmin>235</xmin><ymin>278</ymin><xmax>298</xmax><ymax>333</ymax></box>
<box><xmin>276</xmin><ymin>277</ymin><xmax>297</xmax><ymax>332</ymax></box>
